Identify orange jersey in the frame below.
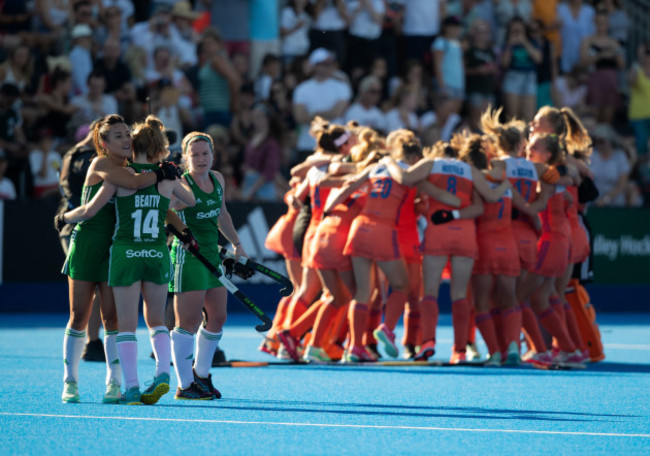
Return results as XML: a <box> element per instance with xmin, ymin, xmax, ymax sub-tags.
<box><xmin>540</xmin><ymin>186</ymin><xmax>571</xmax><ymax>238</ymax></box>
<box><xmin>302</xmin><ymin>165</ymin><xmax>333</xmax><ymax>266</ymax></box>
<box><xmin>422</xmin><ymin>158</ymin><xmax>477</xmax><ymax>259</ymax></box>
<box><xmin>265</xmin><ymin>206</ymin><xmax>300</xmax><ymax>261</ymax></box>
<box><xmin>309</xmin><ymin>191</ymin><xmax>366</xmax><ymax>270</ymax></box>
<box><xmin>359</xmin><ymin>164</ymin><xmax>411</xmax><ymax>225</ymax></box>
<box><xmin>396</xmin><ymin>161</ymin><xmax>420</xmax><ymax>264</ymax></box>
<box><xmin>477</xmin><ymin>184</ymin><xmax>513</xmax><ymax>232</ymax></box>
<box><xmin>566</xmin><ymin>186</ymin><xmax>590</xmax><ymax>264</ymax></box>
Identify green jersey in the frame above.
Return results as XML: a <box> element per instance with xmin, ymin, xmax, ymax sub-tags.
<box><xmin>76</xmin><ymin>181</ymin><xmax>116</xmax><ymax>235</ymax></box>
<box><xmin>171</xmin><ymin>171</ymin><xmax>223</xmax><ymax>262</ymax></box>
<box><xmin>112</xmin><ymin>163</ymin><xmax>169</xmax><ymax>246</ymax></box>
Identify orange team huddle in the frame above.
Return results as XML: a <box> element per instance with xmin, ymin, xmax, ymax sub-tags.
<box><xmin>262</xmin><ymin>104</ymin><xmax>595</xmax><ymax>366</ymax></box>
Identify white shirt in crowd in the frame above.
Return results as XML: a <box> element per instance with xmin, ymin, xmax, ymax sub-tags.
<box><xmin>0</xmin><ymin>177</ymin><xmax>16</xmax><ymax>200</ymax></box>
<box><xmin>345</xmin><ymin>102</ymin><xmax>387</xmax><ymax>132</ymax></box>
<box><xmin>347</xmin><ymin>0</ymin><xmax>385</xmax><ymax>40</ymax></box>
<box><xmin>70</xmin><ymin>93</ymin><xmax>119</xmax><ymax>122</ymax></box>
<box><xmin>281</xmin><ymin>6</ymin><xmax>311</xmax><ymax>57</ymax></box>
<box><xmin>310</xmin><ymin>0</ymin><xmax>347</xmax><ymax>31</ymax></box>
<box><xmin>293</xmin><ymin>77</ymin><xmax>352</xmax><ymax>150</ymax></box>
<box><xmin>402</xmin><ymin>0</ymin><xmax>445</xmax><ymax>37</ymax></box>
<box><xmin>29</xmin><ymin>149</ymin><xmax>62</xmax><ymax>190</ymax></box>
<box><xmin>384</xmin><ymin>108</ymin><xmax>419</xmax><ymax>134</ymax></box>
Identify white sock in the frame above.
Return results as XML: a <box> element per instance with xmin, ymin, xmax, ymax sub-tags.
<box><xmin>150</xmin><ymin>326</ymin><xmax>171</xmax><ymax>377</ymax></box>
<box><xmin>104</xmin><ymin>330</ymin><xmax>121</xmax><ymax>386</ymax></box>
<box><xmin>194</xmin><ymin>328</ymin><xmax>222</xmax><ymax>378</ymax></box>
<box><xmin>171</xmin><ymin>327</ymin><xmax>195</xmax><ymax>390</ymax></box>
<box><xmin>63</xmin><ymin>327</ymin><xmax>86</xmax><ymax>383</ymax></box>
<box><xmin>116</xmin><ymin>332</ymin><xmax>139</xmax><ymax>389</ymax></box>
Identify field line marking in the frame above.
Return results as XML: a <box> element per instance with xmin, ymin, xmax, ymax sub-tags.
<box><xmin>1</xmin><ymin>412</ymin><xmax>649</xmax><ymax>438</ymax></box>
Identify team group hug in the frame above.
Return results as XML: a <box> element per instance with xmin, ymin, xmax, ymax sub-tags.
<box><xmin>55</xmin><ymin>102</ymin><xmax>596</xmax><ymax>405</ymax></box>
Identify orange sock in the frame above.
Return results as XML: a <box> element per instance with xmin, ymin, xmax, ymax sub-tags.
<box><xmin>549</xmin><ymin>295</ymin><xmax>566</xmax><ymax>325</ymax></box>
<box><xmin>538</xmin><ymin>307</ymin><xmax>576</xmax><ymax>353</ymax></box>
<box><xmin>500</xmin><ymin>306</ymin><xmax>522</xmax><ymax>349</ymax></box>
<box><xmin>467</xmin><ymin>306</ymin><xmax>476</xmax><ymax>345</ymax></box>
<box><xmin>490</xmin><ymin>308</ymin><xmax>506</xmax><ymax>351</ymax></box>
<box><xmin>563</xmin><ymin>301</ymin><xmax>586</xmax><ymax>351</ymax></box>
<box><xmin>521</xmin><ymin>303</ymin><xmax>547</xmax><ymax>353</ymax></box>
<box><xmin>383</xmin><ymin>290</ymin><xmax>407</xmax><ymax>331</ymax></box>
<box><xmin>349</xmin><ymin>301</ymin><xmax>369</xmax><ymax>348</ymax></box>
<box><xmin>451</xmin><ymin>298</ymin><xmax>470</xmax><ymax>353</ymax></box>
<box><xmin>365</xmin><ymin>308</ymin><xmax>382</xmax><ymax>345</ymax></box>
<box><xmin>403</xmin><ymin>309</ymin><xmax>421</xmax><ymax>346</ymax></box>
<box><xmin>283</xmin><ymin>297</ymin><xmax>309</xmax><ymax>328</ymax></box>
<box><xmin>289</xmin><ymin>299</ymin><xmax>324</xmax><ymax>339</ymax></box>
<box><xmin>475</xmin><ymin>311</ymin><xmax>501</xmax><ymax>355</ymax></box>
<box><xmin>268</xmin><ymin>296</ymin><xmax>291</xmax><ymax>339</ymax></box>
<box><xmin>420</xmin><ymin>295</ymin><xmax>439</xmax><ymax>342</ymax></box>
<box><xmin>311</xmin><ymin>301</ymin><xmax>339</xmax><ymax>348</ymax></box>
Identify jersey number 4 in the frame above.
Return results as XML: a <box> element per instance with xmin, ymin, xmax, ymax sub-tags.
<box><xmin>131</xmin><ymin>209</ymin><xmax>159</xmax><ymax>239</ymax></box>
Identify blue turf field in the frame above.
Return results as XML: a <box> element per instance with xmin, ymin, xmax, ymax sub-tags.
<box><xmin>1</xmin><ymin>312</ymin><xmax>649</xmax><ymax>455</ymax></box>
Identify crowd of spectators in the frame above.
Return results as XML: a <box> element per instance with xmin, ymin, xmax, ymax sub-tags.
<box><xmin>0</xmin><ymin>0</ymin><xmax>648</xmax><ymax>206</ymax></box>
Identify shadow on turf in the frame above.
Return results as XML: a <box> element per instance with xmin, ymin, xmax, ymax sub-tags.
<box><xmin>153</xmin><ymin>400</ymin><xmax>627</xmax><ymax>422</ymax></box>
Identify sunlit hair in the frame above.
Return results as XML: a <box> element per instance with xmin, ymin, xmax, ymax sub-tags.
<box><xmin>480</xmin><ymin>106</ymin><xmax>524</xmax><ymax>155</ymax></box>
<box><xmin>131</xmin><ymin>115</ymin><xmax>169</xmax><ymax>163</ymax></box>
<box><xmin>425</xmin><ymin>140</ymin><xmax>458</xmax><ymax>159</ymax></box>
<box><xmin>459</xmin><ymin>134</ymin><xmax>488</xmax><ymax>170</ymax></box>
<box><xmin>386</xmin><ymin>128</ymin><xmax>418</xmax><ymax>152</ymax></box>
<box><xmin>309</xmin><ymin>116</ymin><xmax>348</xmax><ymax>154</ymax></box>
<box><xmin>536</xmin><ymin>106</ymin><xmax>591</xmax><ymax>157</ymax></box>
<box><xmin>92</xmin><ymin>114</ymin><xmax>128</xmax><ymax>157</ymax></box>
<box><xmin>532</xmin><ymin>133</ymin><xmax>565</xmax><ymax>165</ymax></box>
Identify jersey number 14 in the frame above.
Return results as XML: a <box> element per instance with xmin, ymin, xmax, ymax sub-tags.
<box><xmin>131</xmin><ymin>209</ymin><xmax>159</xmax><ymax>239</ymax></box>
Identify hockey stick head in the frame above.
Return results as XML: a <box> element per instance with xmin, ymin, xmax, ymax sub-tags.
<box><xmin>255</xmin><ymin>314</ymin><xmax>273</xmax><ymax>332</ymax></box>
<box><xmin>279</xmin><ymin>283</ymin><xmax>294</xmax><ymax>297</ymax></box>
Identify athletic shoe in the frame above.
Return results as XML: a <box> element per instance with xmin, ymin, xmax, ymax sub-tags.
<box><xmin>62</xmin><ymin>381</ymin><xmax>80</xmax><ymax>403</ymax></box>
<box><xmin>466</xmin><ymin>343</ymin><xmax>481</xmax><ymax>361</ymax></box>
<box><xmin>414</xmin><ymin>339</ymin><xmax>436</xmax><ymax>361</ymax></box>
<box><xmin>365</xmin><ymin>343</ymin><xmax>380</xmax><ymax>361</ymax></box>
<box><xmin>175</xmin><ymin>382</ymin><xmax>214</xmax><ymax>400</ymax></box>
<box><xmin>504</xmin><ymin>341</ymin><xmax>521</xmax><ymax>366</ymax></box>
<box><xmin>373</xmin><ymin>324</ymin><xmax>399</xmax><ymax>358</ymax></box>
<box><xmin>81</xmin><ymin>339</ymin><xmax>105</xmax><ymax>362</ymax></box>
<box><xmin>276</xmin><ymin>346</ymin><xmax>292</xmax><ymax>360</ymax></box>
<box><xmin>555</xmin><ymin>350</ymin><xmax>586</xmax><ymax>365</ymax></box>
<box><xmin>484</xmin><ymin>351</ymin><xmax>502</xmax><ymax>367</ymax></box>
<box><xmin>193</xmin><ymin>368</ymin><xmax>221</xmax><ymax>399</ymax></box>
<box><xmin>211</xmin><ymin>348</ymin><xmax>226</xmax><ymax>367</ymax></box>
<box><xmin>344</xmin><ymin>345</ymin><xmax>373</xmax><ymax>363</ymax></box>
<box><xmin>277</xmin><ymin>330</ymin><xmax>301</xmax><ymax>362</ymax></box>
<box><xmin>102</xmin><ymin>379</ymin><xmax>122</xmax><ymax>404</ymax></box>
<box><xmin>120</xmin><ymin>387</ymin><xmax>142</xmax><ymax>405</ymax></box>
<box><xmin>521</xmin><ymin>349</ymin><xmax>535</xmax><ymax>362</ymax></box>
<box><xmin>140</xmin><ymin>372</ymin><xmax>170</xmax><ymax>405</ymax></box>
<box><xmin>581</xmin><ymin>349</ymin><xmax>591</xmax><ymax>363</ymax></box>
<box><xmin>449</xmin><ymin>349</ymin><xmax>467</xmax><ymax>364</ymax></box>
<box><xmin>304</xmin><ymin>346</ymin><xmax>331</xmax><ymax>363</ymax></box>
<box><xmin>525</xmin><ymin>350</ymin><xmax>553</xmax><ymax>366</ymax></box>
<box><xmin>258</xmin><ymin>339</ymin><xmax>278</xmax><ymax>357</ymax></box>
<box><xmin>403</xmin><ymin>344</ymin><xmax>416</xmax><ymax>360</ymax></box>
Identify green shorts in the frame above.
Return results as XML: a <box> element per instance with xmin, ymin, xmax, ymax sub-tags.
<box><xmin>169</xmin><ymin>252</ymin><xmax>223</xmax><ymax>293</ymax></box>
<box><xmin>108</xmin><ymin>243</ymin><xmax>172</xmax><ymax>287</ymax></box>
<box><xmin>62</xmin><ymin>227</ymin><xmax>112</xmax><ymax>282</ymax></box>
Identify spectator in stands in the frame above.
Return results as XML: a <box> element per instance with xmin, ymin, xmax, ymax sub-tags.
<box><xmin>464</xmin><ymin>19</ymin><xmax>498</xmax><ymax>131</ymax></box>
<box><xmin>145</xmin><ymin>45</ymin><xmax>194</xmax><ymax>110</ymax></box>
<box><xmin>529</xmin><ymin>18</ymin><xmax>558</xmax><ymax>109</ymax></box>
<box><xmin>432</xmin><ymin>16</ymin><xmax>465</xmax><ymax>120</ymax></box>
<box><xmin>558</xmin><ymin>0</ymin><xmax>595</xmax><ymax>74</ymax></box>
<box><xmin>344</xmin><ymin>75</ymin><xmax>386</xmax><ymax>133</ymax></box>
<box><xmin>384</xmin><ymin>83</ymin><xmax>420</xmax><ymax>135</ymax></box>
<box><xmin>388</xmin><ymin>59</ymin><xmax>429</xmax><ymax>112</ymax></box>
<box><xmin>208</xmin><ymin>0</ymin><xmax>250</xmax><ymax>56</ymax></box>
<box><xmin>33</xmin><ymin>0</ymin><xmax>70</xmax><ymax>35</ymax></box>
<box><xmin>230</xmin><ymin>83</ymin><xmax>256</xmax><ymax>155</ymax></box>
<box><xmin>401</xmin><ymin>0</ymin><xmax>446</xmax><ymax>64</ymax></box>
<box><xmin>292</xmin><ymin>47</ymin><xmax>352</xmax><ymax>163</ymax></box>
<box><xmin>170</xmin><ymin>1</ymin><xmax>201</xmax><ymax>69</ymax></box>
<box><xmin>28</xmin><ymin>121</ymin><xmax>61</xmax><ymax>199</ymax></box>
<box><xmin>250</xmin><ymin>0</ymin><xmax>281</xmax><ymax>79</ymax></box>
<box><xmin>94</xmin><ymin>38</ymin><xmax>132</xmax><ymax>98</ymax></box>
<box><xmin>35</xmin><ymin>68</ymin><xmax>79</xmax><ymax>141</ymax></box>
<box><xmin>280</xmin><ymin>0</ymin><xmax>312</xmax><ymax>66</ymax></box>
<box><xmin>241</xmin><ymin>103</ymin><xmax>283</xmax><ymax>202</ymax></box>
<box><xmin>0</xmin><ymin>149</ymin><xmax>17</xmax><ymax>200</ymax></box>
<box><xmin>0</xmin><ymin>42</ymin><xmax>37</xmax><ymax>95</ymax></box>
<box><xmin>151</xmin><ymin>79</ymin><xmax>193</xmax><ymax>149</ymax></box>
<box><xmin>346</xmin><ymin>0</ymin><xmax>386</xmax><ymax>79</ymax></box>
<box><xmin>494</xmin><ymin>0</ymin><xmax>532</xmax><ymax>47</ymax></box>
<box><xmin>100</xmin><ymin>0</ymin><xmax>135</xmax><ymax>33</ymax></box>
<box><xmin>602</xmin><ymin>0</ymin><xmax>629</xmax><ymax>47</ymax></box>
<box><xmin>309</xmin><ymin>0</ymin><xmax>349</xmax><ymax>68</ymax></box>
<box><xmin>95</xmin><ymin>7</ymin><xmax>131</xmax><ymax>56</ymax></box>
<box><xmin>629</xmin><ymin>43</ymin><xmax>650</xmax><ymax>160</ymax></box>
<box><xmin>207</xmin><ymin>123</ymin><xmax>240</xmax><ymax>201</ymax></box>
<box><xmin>501</xmin><ymin>17</ymin><xmax>541</xmax><ymax>122</ymax></box>
<box><xmin>581</xmin><ymin>9</ymin><xmax>624</xmax><ymax>124</ymax></box>
<box><xmin>0</xmin><ymin>83</ymin><xmax>29</xmax><ymax>196</ymax></box>
<box><xmin>129</xmin><ymin>3</ymin><xmax>182</xmax><ymax>66</ymax></box>
<box><xmin>267</xmin><ymin>80</ymin><xmax>297</xmax><ymax>164</ymax></box>
<box><xmin>70</xmin><ymin>70</ymin><xmax>118</xmax><ymax>128</ymax></box>
<box><xmin>70</xmin><ymin>1</ymin><xmax>97</xmax><ymax>31</ymax></box>
<box><xmin>255</xmin><ymin>53</ymin><xmax>282</xmax><ymax>101</ymax></box>
<box><xmin>554</xmin><ymin>66</ymin><xmax>589</xmax><ymax>116</ymax></box>
<box><xmin>69</xmin><ymin>24</ymin><xmax>94</xmax><ymax>96</ymax></box>
<box><xmin>590</xmin><ymin>124</ymin><xmax>633</xmax><ymax>207</ymax></box>
<box><xmin>532</xmin><ymin>0</ymin><xmax>561</xmax><ymax>61</ymax></box>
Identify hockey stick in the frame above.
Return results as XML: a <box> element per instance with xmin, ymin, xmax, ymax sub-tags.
<box><xmin>166</xmin><ymin>212</ymin><xmax>272</xmax><ymax>332</ymax></box>
<box><xmin>218</xmin><ymin>246</ymin><xmax>294</xmax><ymax>297</ymax></box>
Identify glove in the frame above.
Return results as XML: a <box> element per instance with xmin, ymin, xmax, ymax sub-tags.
<box><xmin>178</xmin><ymin>228</ymin><xmax>199</xmax><ymax>252</ymax></box>
<box><xmin>155</xmin><ymin>161</ymin><xmax>182</xmax><ymax>181</ymax></box>
<box><xmin>54</xmin><ymin>213</ymin><xmax>67</xmax><ymax>232</ymax></box>
<box><xmin>222</xmin><ymin>258</ymin><xmax>255</xmax><ymax>280</ymax></box>
<box><xmin>431</xmin><ymin>210</ymin><xmax>458</xmax><ymax>225</ymax></box>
